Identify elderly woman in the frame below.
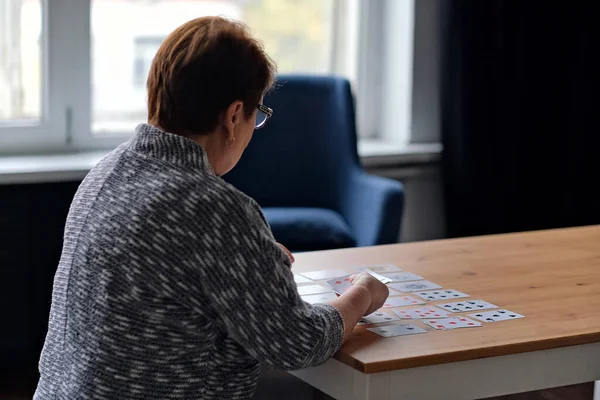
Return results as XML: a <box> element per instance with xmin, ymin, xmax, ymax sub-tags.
<box><xmin>35</xmin><ymin>16</ymin><xmax>388</xmax><ymax>399</ymax></box>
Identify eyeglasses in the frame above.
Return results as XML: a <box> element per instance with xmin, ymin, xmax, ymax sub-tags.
<box><xmin>255</xmin><ymin>104</ymin><xmax>273</xmax><ymax>129</ymax></box>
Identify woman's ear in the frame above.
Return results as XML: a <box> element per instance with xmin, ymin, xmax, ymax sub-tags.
<box><xmin>223</xmin><ymin>101</ymin><xmax>244</xmax><ymax>139</ymax></box>
<box><xmin>227</xmin><ymin>101</ymin><xmax>244</xmax><ymax>125</ymax></box>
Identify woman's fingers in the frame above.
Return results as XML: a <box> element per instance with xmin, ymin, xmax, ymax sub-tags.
<box><xmin>277</xmin><ymin>243</ymin><xmax>295</xmax><ymax>264</ymax></box>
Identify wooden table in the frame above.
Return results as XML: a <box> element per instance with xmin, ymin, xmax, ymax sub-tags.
<box><xmin>289</xmin><ymin>226</ymin><xmax>600</xmax><ymax>400</ymax></box>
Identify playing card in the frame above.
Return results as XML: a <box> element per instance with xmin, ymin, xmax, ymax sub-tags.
<box><xmin>438</xmin><ymin>300</ymin><xmax>498</xmax><ymax>313</ymax></box>
<box><xmin>390</xmin><ymin>280</ymin><xmax>442</xmax><ymax>293</ymax></box>
<box><xmin>414</xmin><ymin>289</ymin><xmax>470</xmax><ymax>301</ymax></box>
<box><xmin>297</xmin><ymin>284</ymin><xmax>332</xmax><ymax>296</ymax></box>
<box><xmin>294</xmin><ymin>274</ymin><xmax>313</xmax><ymax>284</ymax></box>
<box><xmin>361</xmin><ymin>269</ymin><xmax>393</xmax><ymax>284</ymax></box>
<box><xmin>392</xmin><ymin>306</ymin><xmax>452</xmax><ymax>319</ymax></box>
<box><xmin>357</xmin><ymin>311</ymin><xmax>401</xmax><ymax>325</ymax></box>
<box><xmin>368</xmin><ymin>323</ymin><xmax>427</xmax><ymax>337</ymax></box>
<box><xmin>381</xmin><ymin>272</ymin><xmax>424</xmax><ymax>282</ymax></box>
<box><xmin>468</xmin><ymin>309</ymin><xmax>525</xmax><ymax>323</ymax></box>
<box><xmin>353</xmin><ymin>264</ymin><xmax>402</xmax><ymax>274</ymax></box>
<box><xmin>301</xmin><ymin>292</ymin><xmax>338</xmax><ymax>304</ymax></box>
<box><xmin>326</xmin><ymin>274</ymin><xmax>353</xmax><ymax>295</ymax></box>
<box><xmin>423</xmin><ymin>316</ymin><xmax>482</xmax><ymax>330</ymax></box>
<box><xmin>300</xmin><ymin>269</ymin><xmax>347</xmax><ymax>281</ymax></box>
<box><xmin>381</xmin><ymin>296</ymin><xmax>426</xmax><ymax>308</ymax></box>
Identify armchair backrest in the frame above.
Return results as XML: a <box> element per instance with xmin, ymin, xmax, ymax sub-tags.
<box><xmin>223</xmin><ymin>75</ymin><xmax>361</xmax><ymax>209</ymax></box>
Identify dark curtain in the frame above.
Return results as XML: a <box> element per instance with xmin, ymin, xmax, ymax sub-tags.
<box><xmin>441</xmin><ymin>0</ymin><xmax>600</xmax><ymax>238</ymax></box>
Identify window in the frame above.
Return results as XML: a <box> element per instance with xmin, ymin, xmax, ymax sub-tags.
<box><xmin>0</xmin><ymin>0</ymin><xmax>42</xmax><ymax>123</ymax></box>
<box><xmin>132</xmin><ymin>37</ymin><xmax>164</xmax><ymax>90</ymax></box>
<box><xmin>0</xmin><ymin>0</ymin><xmax>71</xmax><ymax>152</ymax></box>
<box><xmin>91</xmin><ymin>0</ymin><xmax>337</xmax><ymax>136</ymax></box>
<box><xmin>0</xmin><ymin>0</ymin><xmax>419</xmax><ymax>154</ymax></box>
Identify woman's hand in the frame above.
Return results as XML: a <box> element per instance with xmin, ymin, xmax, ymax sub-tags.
<box><xmin>277</xmin><ymin>243</ymin><xmax>295</xmax><ymax>264</ymax></box>
<box><xmin>326</xmin><ymin>272</ymin><xmax>390</xmax><ymax>340</ymax></box>
<box><xmin>350</xmin><ymin>272</ymin><xmax>389</xmax><ymax>315</ymax></box>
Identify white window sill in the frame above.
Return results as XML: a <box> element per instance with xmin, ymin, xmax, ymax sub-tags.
<box><xmin>0</xmin><ymin>142</ymin><xmax>441</xmax><ymax>185</ymax></box>
<box><xmin>359</xmin><ymin>141</ymin><xmax>442</xmax><ymax>168</ymax></box>
<box><xmin>0</xmin><ymin>151</ymin><xmax>108</xmax><ymax>185</ymax></box>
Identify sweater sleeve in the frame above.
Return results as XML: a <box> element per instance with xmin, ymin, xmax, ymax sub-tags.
<box><xmin>191</xmin><ymin>190</ymin><xmax>345</xmax><ymax>371</ymax></box>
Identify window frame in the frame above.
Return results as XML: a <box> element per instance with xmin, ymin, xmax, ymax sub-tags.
<box><xmin>0</xmin><ymin>0</ymin><xmax>430</xmax><ymax>155</ymax></box>
<box><xmin>0</xmin><ymin>0</ymin><xmax>66</xmax><ymax>154</ymax></box>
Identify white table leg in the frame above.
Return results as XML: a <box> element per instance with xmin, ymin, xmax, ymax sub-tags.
<box><xmin>594</xmin><ymin>380</ymin><xmax>600</xmax><ymax>400</ymax></box>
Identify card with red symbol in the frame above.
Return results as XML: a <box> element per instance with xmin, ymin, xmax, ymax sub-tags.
<box><xmin>423</xmin><ymin>316</ymin><xmax>482</xmax><ymax>330</ymax></box>
<box><xmin>326</xmin><ymin>274</ymin><xmax>353</xmax><ymax>295</ymax></box>
<box><xmin>392</xmin><ymin>306</ymin><xmax>452</xmax><ymax>319</ymax></box>
<box><xmin>381</xmin><ymin>296</ymin><xmax>426</xmax><ymax>308</ymax></box>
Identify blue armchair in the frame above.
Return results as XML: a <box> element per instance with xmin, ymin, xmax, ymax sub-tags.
<box><xmin>223</xmin><ymin>75</ymin><xmax>404</xmax><ymax>251</ymax></box>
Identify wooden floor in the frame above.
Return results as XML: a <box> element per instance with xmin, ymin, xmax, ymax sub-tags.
<box><xmin>315</xmin><ymin>382</ymin><xmax>596</xmax><ymax>400</ymax></box>
<box><xmin>1</xmin><ymin>379</ymin><xmax>594</xmax><ymax>399</ymax></box>
<box><xmin>487</xmin><ymin>382</ymin><xmax>594</xmax><ymax>400</ymax></box>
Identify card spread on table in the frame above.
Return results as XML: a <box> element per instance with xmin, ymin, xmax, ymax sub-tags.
<box><xmin>393</xmin><ymin>306</ymin><xmax>452</xmax><ymax>319</ymax></box>
<box><xmin>381</xmin><ymin>272</ymin><xmax>424</xmax><ymax>282</ymax></box>
<box><xmin>354</xmin><ymin>264</ymin><xmax>402</xmax><ymax>274</ymax></box>
<box><xmin>423</xmin><ymin>316</ymin><xmax>482</xmax><ymax>330</ymax></box>
<box><xmin>381</xmin><ymin>296</ymin><xmax>426</xmax><ymax>308</ymax></box>
<box><xmin>300</xmin><ymin>269</ymin><xmax>347</xmax><ymax>281</ymax></box>
<box><xmin>326</xmin><ymin>274</ymin><xmax>353</xmax><ymax>295</ymax></box>
<box><xmin>414</xmin><ymin>289</ymin><xmax>470</xmax><ymax>301</ymax></box>
<box><xmin>293</xmin><ymin>274</ymin><xmax>313</xmax><ymax>284</ymax></box>
<box><xmin>468</xmin><ymin>309</ymin><xmax>525</xmax><ymax>323</ymax></box>
<box><xmin>297</xmin><ymin>284</ymin><xmax>332</xmax><ymax>296</ymax></box>
<box><xmin>437</xmin><ymin>300</ymin><xmax>498</xmax><ymax>313</ymax></box>
<box><xmin>357</xmin><ymin>311</ymin><xmax>401</xmax><ymax>325</ymax></box>
<box><xmin>389</xmin><ymin>280</ymin><xmax>442</xmax><ymax>293</ymax></box>
<box><xmin>368</xmin><ymin>323</ymin><xmax>427</xmax><ymax>337</ymax></box>
<box><xmin>301</xmin><ymin>292</ymin><xmax>338</xmax><ymax>304</ymax></box>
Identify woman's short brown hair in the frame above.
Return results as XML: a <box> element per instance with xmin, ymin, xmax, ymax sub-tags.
<box><xmin>147</xmin><ymin>16</ymin><xmax>276</xmax><ymax>135</ymax></box>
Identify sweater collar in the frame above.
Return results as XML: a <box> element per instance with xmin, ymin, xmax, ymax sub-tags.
<box><xmin>129</xmin><ymin>123</ymin><xmax>215</xmax><ymax>175</ymax></box>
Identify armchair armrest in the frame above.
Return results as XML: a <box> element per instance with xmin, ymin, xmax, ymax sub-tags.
<box><xmin>340</xmin><ymin>171</ymin><xmax>404</xmax><ymax>247</ymax></box>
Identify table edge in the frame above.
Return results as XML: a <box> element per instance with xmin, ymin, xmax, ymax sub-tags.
<box><xmin>335</xmin><ymin>331</ymin><xmax>600</xmax><ymax>373</ymax></box>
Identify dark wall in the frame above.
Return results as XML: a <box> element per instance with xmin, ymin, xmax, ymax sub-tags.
<box><xmin>0</xmin><ymin>181</ymin><xmax>80</xmax><ymax>380</ymax></box>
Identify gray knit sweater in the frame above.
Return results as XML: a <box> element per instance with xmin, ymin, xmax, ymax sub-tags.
<box><xmin>34</xmin><ymin>124</ymin><xmax>344</xmax><ymax>400</ymax></box>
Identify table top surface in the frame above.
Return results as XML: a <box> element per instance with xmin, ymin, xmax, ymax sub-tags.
<box><xmin>293</xmin><ymin>225</ymin><xmax>600</xmax><ymax>373</ymax></box>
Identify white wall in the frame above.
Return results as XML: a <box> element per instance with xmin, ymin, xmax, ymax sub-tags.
<box><xmin>366</xmin><ymin>164</ymin><xmax>446</xmax><ymax>243</ymax></box>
